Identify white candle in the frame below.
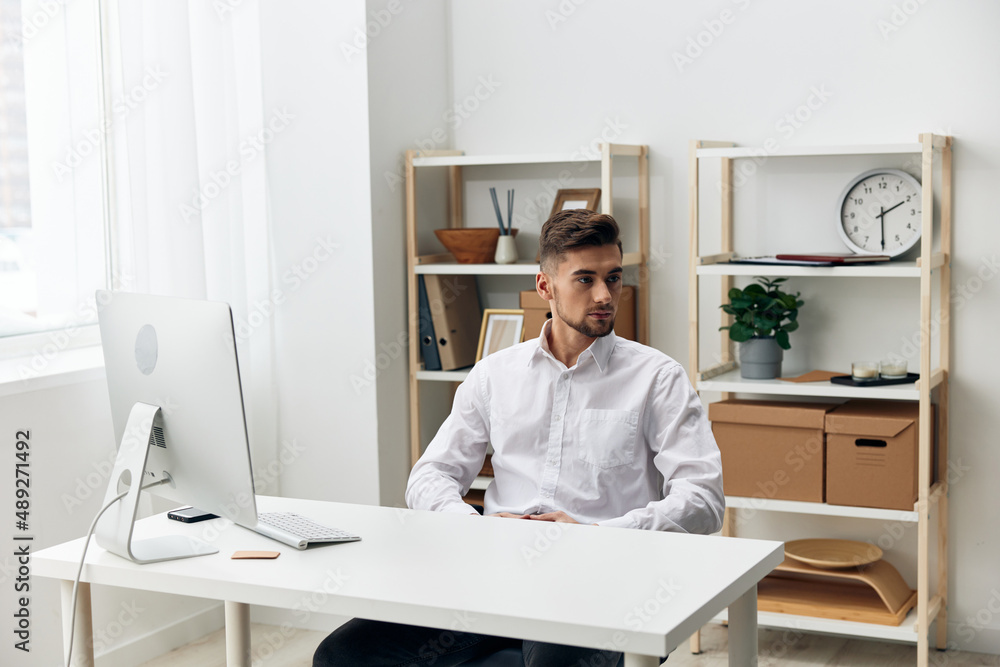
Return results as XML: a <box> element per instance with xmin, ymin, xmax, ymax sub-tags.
<box><xmin>852</xmin><ymin>362</ymin><xmax>879</xmax><ymax>380</ymax></box>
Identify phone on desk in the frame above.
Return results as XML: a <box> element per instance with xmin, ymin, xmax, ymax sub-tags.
<box><xmin>168</xmin><ymin>506</ymin><xmax>219</xmax><ymax>523</ymax></box>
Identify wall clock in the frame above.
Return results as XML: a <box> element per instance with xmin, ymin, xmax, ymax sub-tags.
<box><xmin>837</xmin><ymin>168</ymin><xmax>922</xmax><ymax>257</ymax></box>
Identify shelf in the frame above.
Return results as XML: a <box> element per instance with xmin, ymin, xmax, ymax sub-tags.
<box><xmin>711</xmin><ymin>607</ymin><xmax>921</xmax><ymax>643</ymax></box>
<box><xmin>695</xmin><ymin>143</ymin><xmax>924</xmax><ymax>159</ymax></box>
<box><xmin>412</xmin><ymin>152</ymin><xmax>597</xmax><ymax>167</ymax></box>
<box><xmin>725</xmin><ymin>496</ymin><xmax>918</xmax><ymax>523</ymax></box>
<box><xmin>696</xmin><ymin>261</ymin><xmax>922</xmax><ymax>278</ymax></box>
<box><xmin>415</xmin><ymin>252</ymin><xmax>644</xmax><ymax>275</ymax></box>
<box><xmin>414</xmin><ymin>261</ymin><xmax>540</xmax><ymax>275</ymax></box>
<box><xmin>697</xmin><ymin>369</ymin><xmax>918</xmax><ymax>400</ymax></box>
<box><xmin>416</xmin><ymin>370</ymin><xmax>472</xmax><ymax>382</ymax></box>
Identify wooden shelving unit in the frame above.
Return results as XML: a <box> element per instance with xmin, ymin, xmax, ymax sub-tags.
<box><xmin>405</xmin><ymin>143</ymin><xmax>650</xmax><ymax>468</ymax></box>
<box><xmin>688</xmin><ymin>134</ymin><xmax>952</xmax><ymax>666</ymax></box>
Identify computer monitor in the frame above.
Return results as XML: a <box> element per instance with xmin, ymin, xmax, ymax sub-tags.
<box><xmin>94</xmin><ymin>290</ymin><xmax>260</xmax><ymax>563</ymax></box>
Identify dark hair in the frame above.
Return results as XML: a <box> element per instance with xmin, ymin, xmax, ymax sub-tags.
<box><xmin>539</xmin><ymin>209</ymin><xmax>622</xmax><ymax>273</ymax></box>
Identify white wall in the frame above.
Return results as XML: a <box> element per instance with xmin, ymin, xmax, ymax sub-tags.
<box><xmin>258</xmin><ymin>0</ymin><xmax>383</xmax><ymax>506</ymax></box>
<box><xmin>365</xmin><ymin>0</ymin><xmax>453</xmax><ymax>507</ymax></box>
<box><xmin>445</xmin><ymin>0</ymin><xmax>1000</xmax><ymax>655</ymax></box>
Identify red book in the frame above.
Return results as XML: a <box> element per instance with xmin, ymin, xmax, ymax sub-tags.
<box><xmin>774</xmin><ymin>253</ymin><xmax>890</xmax><ymax>264</ymax></box>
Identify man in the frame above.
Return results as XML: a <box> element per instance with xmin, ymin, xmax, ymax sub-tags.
<box><xmin>314</xmin><ymin>209</ymin><xmax>724</xmax><ymax>667</ymax></box>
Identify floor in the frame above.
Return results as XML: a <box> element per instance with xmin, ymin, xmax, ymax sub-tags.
<box><xmin>138</xmin><ymin>622</ymin><xmax>1000</xmax><ymax>666</ymax></box>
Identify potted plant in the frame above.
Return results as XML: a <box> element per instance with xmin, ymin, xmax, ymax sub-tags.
<box><xmin>719</xmin><ymin>277</ymin><xmax>804</xmax><ymax>379</ymax></box>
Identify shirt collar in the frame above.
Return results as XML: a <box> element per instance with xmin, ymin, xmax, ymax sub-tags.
<box><xmin>530</xmin><ymin>319</ymin><xmax>617</xmax><ymax>372</ymax></box>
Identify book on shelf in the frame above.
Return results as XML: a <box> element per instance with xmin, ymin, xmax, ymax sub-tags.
<box><xmin>729</xmin><ymin>253</ymin><xmax>891</xmax><ymax>266</ymax></box>
<box><xmin>775</xmin><ymin>253</ymin><xmax>891</xmax><ymax>264</ymax></box>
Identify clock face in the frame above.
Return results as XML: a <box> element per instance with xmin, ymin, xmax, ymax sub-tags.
<box><xmin>838</xmin><ymin>169</ymin><xmax>922</xmax><ymax>257</ymax></box>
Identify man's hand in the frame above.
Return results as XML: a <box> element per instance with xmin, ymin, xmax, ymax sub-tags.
<box><xmin>528</xmin><ymin>511</ymin><xmax>589</xmax><ymax>524</ymax></box>
<box><xmin>488</xmin><ymin>512</ymin><xmax>530</xmax><ymax>519</ymax></box>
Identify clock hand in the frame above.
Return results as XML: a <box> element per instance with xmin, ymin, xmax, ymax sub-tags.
<box><xmin>881</xmin><ymin>200</ymin><xmax>904</xmax><ymax>216</ymax></box>
<box><xmin>879</xmin><ymin>206</ymin><xmax>885</xmax><ymax>250</ymax></box>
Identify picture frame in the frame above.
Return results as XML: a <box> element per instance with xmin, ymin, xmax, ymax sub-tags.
<box><xmin>549</xmin><ymin>188</ymin><xmax>602</xmax><ymax>217</ymax></box>
<box><xmin>476</xmin><ymin>309</ymin><xmax>526</xmax><ymax>362</ymax></box>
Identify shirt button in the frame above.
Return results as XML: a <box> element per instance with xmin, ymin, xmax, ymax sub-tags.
<box><xmin>554</xmin><ymin>415</ymin><xmax>561</xmax><ymax>422</ymax></box>
<box><xmin>562</xmin><ymin>374</ymin><xmax>568</xmax><ymax>381</ymax></box>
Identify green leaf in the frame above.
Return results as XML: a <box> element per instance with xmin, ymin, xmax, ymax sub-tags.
<box><xmin>731</xmin><ymin>297</ymin><xmax>753</xmax><ymax>310</ymax></box>
<box><xmin>744</xmin><ymin>283</ymin><xmax>766</xmax><ymax>296</ymax></box>
<box><xmin>721</xmin><ymin>305</ymin><xmax>736</xmax><ymax>315</ymax></box>
<box><xmin>729</xmin><ymin>322</ymin><xmax>754</xmax><ymax>342</ymax></box>
<box><xmin>776</xmin><ymin>329</ymin><xmax>791</xmax><ymax>350</ymax></box>
<box><xmin>783</xmin><ymin>320</ymin><xmax>799</xmax><ymax>332</ymax></box>
<box><xmin>728</xmin><ymin>287</ymin><xmax>744</xmax><ymax>300</ymax></box>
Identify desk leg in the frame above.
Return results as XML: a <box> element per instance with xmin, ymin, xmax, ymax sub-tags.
<box><xmin>624</xmin><ymin>654</ymin><xmax>660</xmax><ymax>667</ymax></box>
<box><xmin>225</xmin><ymin>601</ymin><xmax>251</xmax><ymax>667</ymax></box>
<box><xmin>61</xmin><ymin>580</ymin><xmax>94</xmax><ymax>667</ymax></box>
<box><xmin>727</xmin><ymin>584</ymin><xmax>758</xmax><ymax>667</ymax></box>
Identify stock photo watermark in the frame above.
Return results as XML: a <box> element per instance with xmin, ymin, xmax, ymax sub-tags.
<box><xmin>51</xmin><ymin>66</ymin><xmax>169</xmax><ymax>183</ymax></box>
<box><xmin>384</xmin><ymin>75</ymin><xmax>503</xmax><ymax>192</ymax></box>
<box><xmin>672</xmin><ymin>0</ymin><xmax>754</xmax><ymax>73</ymax></box>
<box><xmin>718</xmin><ymin>85</ymin><xmax>833</xmax><ymax>191</ymax></box>
<box><xmin>877</xmin><ymin>0</ymin><xmax>931</xmax><ymax>40</ymax></box>
<box><xmin>179</xmin><ymin>108</ymin><xmax>295</xmax><ymax>223</ymax></box>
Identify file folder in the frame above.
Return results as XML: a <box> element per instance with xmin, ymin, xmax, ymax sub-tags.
<box><xmin>417</xmin><ymin>276</ymin><xmax>441</xmax><ymax>371</ymax></box>
<box><xmin>423</xmin><ymin>275</ymin><xmax>481</xmax><ymax>371</ymax></box>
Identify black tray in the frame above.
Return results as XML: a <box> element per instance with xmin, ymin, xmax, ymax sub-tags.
<box><xmin>830</xmin><ymin>372</ymin><xmax>919</xmax><ymax>387</ymax></box>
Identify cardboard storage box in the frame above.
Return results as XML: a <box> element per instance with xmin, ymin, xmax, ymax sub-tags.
<box><xmin>709</xmin><ymin>399</ymin><xmax>839</xmax><ymax>502</ymax></box>
<box><xmin>519</xmin><ymin>286</ymin><xmax>636</xmax><ymax>341</ymax></box>
<box><xmin>825</xmin><ymin>400</ymin><xmax>932</xmax><ymax>511</ymax></box>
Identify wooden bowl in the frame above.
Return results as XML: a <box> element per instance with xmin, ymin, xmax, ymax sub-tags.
<box><xmin>434</xmin><ymin>228</ymin><xmax>519</xmax><ymax>264</ymax></box>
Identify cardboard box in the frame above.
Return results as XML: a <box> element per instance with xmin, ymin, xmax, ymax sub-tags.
<box><xmin>825</xmin><ymin>400</ymin><xmax>932</xmax><ymax>511</ymax></box>
<box><xmin>709</xmin><ymin>399</ymin><xmax>839</xmax><ymax>502</ymax></box>
<box><xmin>519</xmin><ymin>286</ymin><xmax>637</xmax><ymax>341</ymax></box>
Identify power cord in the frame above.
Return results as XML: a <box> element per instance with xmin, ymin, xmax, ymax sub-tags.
<box><xmin>65</xmin><ymin>478</ymin><xmax>169</xmax><ymax>667</ymax></box>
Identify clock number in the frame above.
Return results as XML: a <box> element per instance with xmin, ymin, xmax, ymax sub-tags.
<box><xmin>911</xmin><ymin>209</ymin><xmax>916</xmax><ymax>215</ymax></box>
<box><xmin>853</xmin><ymin>225</ymin><xmax>859</xmax><ymax>232</ymax></box>
<box><xmin>906</xmin><ymin>195</ymin><xmax>911</xmax><ymax>202</ymax></box>
<box><xmin>864</xmin><ymin>236</ymin><xmax>869</xmax><ymax>244</ymax></box>
<box><xmin>863</xmin><ymin>185</ymin><xmax>872</xmax><ymax>194</ymax></box>
<box><xmin>854</xmin><ymin>197</ymin><xmax>863</xmax><ymax>205</ymax></box>
<box><xmin>878</xmin><ymin>182</ymin><xmax>887</xmax><ymax>190</ymax></box>
<box><xmin>849</xmin><ymin>212</ymin><xmax>855</xmax><ymax>219</ymax></box>
<box><xmin>907</xmin><ymin>223</ymin><xmax>912</xmax><ymax>229</ymax></box>
<box><xmin>895</xmin><ymin>234</ymin><xmax>900</xmax><ymax>242</ymax></box>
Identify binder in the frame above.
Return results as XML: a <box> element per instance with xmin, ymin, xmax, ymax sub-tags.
<box><xmin>423</xmin><ymin>275</ymin><xmax>482</xmax><ymax>371</ymax></box>
<box><xmin>417</xmin><ymin>276</ymin><xmax>441</xmax><ymax>371</ymax></box>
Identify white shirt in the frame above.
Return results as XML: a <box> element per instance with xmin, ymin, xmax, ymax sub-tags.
<box><xmin>405</xmin><ymin>322</ymin><xmax>725</xmax><ymax>533</ymax></box>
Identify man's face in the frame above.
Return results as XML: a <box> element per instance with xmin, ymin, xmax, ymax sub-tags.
<box><xmin>541</xmin><ymin>244</ymin><xmax>623</xmax><ymax>338</ymax></box>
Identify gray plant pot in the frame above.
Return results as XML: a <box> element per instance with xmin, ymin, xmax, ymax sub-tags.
<box><xmin>739</xmin><ymin>337</ymin><xmax>783</xmax><ymax>379</ymax></box>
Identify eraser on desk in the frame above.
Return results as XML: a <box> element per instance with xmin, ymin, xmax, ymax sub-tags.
<box><xmin>231</xmin><ymin>550</ymin><xmax>280</xmax><ymax>559</ymax></box>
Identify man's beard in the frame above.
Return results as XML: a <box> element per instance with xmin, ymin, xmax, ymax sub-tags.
<box><xmin>552</xmin><ymin>297</ymin><xmax>616</xmax><ymax>338</ymax></box>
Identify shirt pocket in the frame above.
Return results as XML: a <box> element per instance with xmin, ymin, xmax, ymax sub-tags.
<box><xmin>577</xmin><ymin>409</ymin><xmax>638</xmax><ymax>469</ymax></box>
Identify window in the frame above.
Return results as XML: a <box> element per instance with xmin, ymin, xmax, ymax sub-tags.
<box><xmin>0</xmin><ymin>0</ymin><xmax>108</xmax><ymax>345</ymax></box>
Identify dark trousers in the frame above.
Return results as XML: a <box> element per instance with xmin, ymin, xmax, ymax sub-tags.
<box><xmin>312</xmin><ymin>618</ymin><xmax>626</xmax><ymax>667</ymax></box>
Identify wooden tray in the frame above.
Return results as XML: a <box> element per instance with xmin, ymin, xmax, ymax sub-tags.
<box><xmin>757</xmin><ymin>558</ymin><xmax>917</xmax><ymax>626</ymax></box>
<box><xmin>785</xmin><ymin>538</ymin><xmax>882</xmax><ymax>569</ymax></box>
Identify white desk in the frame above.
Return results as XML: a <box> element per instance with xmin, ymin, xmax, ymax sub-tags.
<box><xmin>35</xmin><ymin>496</ymin><xmax>782</xmax><ymax>667</ymax></box>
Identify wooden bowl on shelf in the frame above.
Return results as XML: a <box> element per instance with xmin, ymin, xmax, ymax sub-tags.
<box><xmin>434</xmin><ymin>228</ymin><xmax>518</xmax><ymax>264</ymax></box>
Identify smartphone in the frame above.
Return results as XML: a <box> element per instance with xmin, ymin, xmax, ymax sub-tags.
<box><xmin>167</xmin><ymin>506</ymin><xmax>218</xmax><ymax>523</ymax></box>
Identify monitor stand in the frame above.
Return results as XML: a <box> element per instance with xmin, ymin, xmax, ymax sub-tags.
<box><xmin>95</xmin><ymin>403</ymin><xmax>218</xmax><ymax>563</ymax></box>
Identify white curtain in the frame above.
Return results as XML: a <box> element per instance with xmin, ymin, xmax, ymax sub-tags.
<box><xmin>104</xmin><ymin>0</ymin><xmax>278</xmax><ymax>491</ymax></box>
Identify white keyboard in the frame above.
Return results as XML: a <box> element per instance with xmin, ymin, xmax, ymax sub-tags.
<box><xmin>254</xmin><ymin>512</ymin><xmax>361</xmax><ymax>549</ymax></box>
